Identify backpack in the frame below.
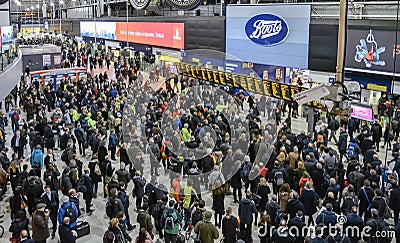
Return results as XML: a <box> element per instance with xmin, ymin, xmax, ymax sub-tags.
<box><xmin>274</xmin><ymin>171</ymin><xmax>284</xmax><ymax>186</ymax></box>
<box><xmin>317</xmin><ymin>134</ymin><xmax>324</xmax><ymax>143</ymax></box>
<box><xmin>103</xmin><ymin>229</ymin><xmax>114</xmax><ymax>243</ymax></box>
<box><xmin>62</xmin><ymin>203</ymin><xmax>77</xmax><ymax>225</ymax></box>
<box><xmin>59</xmin><ymin>175</ymin><xmax>66</xmax><ymax>192</ymax></box>
<box><xmin>347</xmin><ymin>143</ymin><xmax>357</xmax><ymax>158</ymax></box>
<box><xmin>164</xmin><ymin>210</ymin><xmax>176</xmax><ymax>230</ymax></box>
<box><xmin>12</xmin><ymin>111</ymin><xmax>19</xmax><ymax>122</ymax></box>
<box><xmin>342</xmin><ymin>196</ymin><xmax>356</xmax><ymax>214</ymax></box>
<box><xmin>61</xmin><ymin>149</ymin><xmax>69</xmax><ymax>163</ymax></box>
<box><xmin>275</xmin><ymin>209</ymin><xmax>285</xmax><ymax>224</ymax></box>
<box><xmin>151</xmin><ymin>200</ymin><xmax>165</xmax><ymax>219</ymax></box>
<box><xmin>106</xmin><ymin>200</ymin><xmax>116</xmax><ymax>218</ymax></box>
<box><xmin>192</xmin><ymin>209</ymin><xmax>204</xmax><ymax>227</ymax></box>
<box><xmin>348</xmin><ymin>172</ymin><xmax>357</xmax><ymax>186</ymax></box>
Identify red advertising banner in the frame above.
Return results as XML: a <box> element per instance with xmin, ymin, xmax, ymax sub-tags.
<box><xmin>116</xmin><ymin>22</ymin><xmax>184</xmax><ymax>49</ymax></box>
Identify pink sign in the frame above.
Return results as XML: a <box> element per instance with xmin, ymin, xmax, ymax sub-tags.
<box><xmin>351</xmin><ymin>104</ymin><xmax>373</xmax><ymax>121</ymax></box>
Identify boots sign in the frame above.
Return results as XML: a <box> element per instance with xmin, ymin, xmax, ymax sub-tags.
<box><xmin>245</xmin><ymin>14</ymin><xmax>289</xmax><ymax>47</ymax></box>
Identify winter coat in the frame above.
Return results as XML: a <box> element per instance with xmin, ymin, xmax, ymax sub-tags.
<box><xmin>221</xmin><ymin>215</ymin><xmax>239</xmax><ymax>243</ymax></box>
<box><xmin>9</xmin><ymin>218</ymin><xmax>29</xmax><ymax>238</ymax></box>
<box><xmin>133</xmin><ymin>176</ymin><xmax>146</xmax><ymax>199</ymax></box>
<box><xmin>212</xmin><ymin>191</ymin><xmax>225</xmax><ymax>215</ymax></box>
<box><xmin>301</xmin><ymin>187</ymin><xmax>318</xmax><ymax>216</ymax></box>
<box><xmin>194</xmin><ymin>221</ymin><xmax>219</xmax><ymax>243</ymax></box>
<box><xmin>238</xmin><ymin>198</ymin><xmax>257</xmax><ymax>224</ymax></box>
<box><xmin>337</xmin><ymin>132</ymin><xmax>348</xmax><ymax>152</ymax></box>
<box><xmin>285</xmin><ymin>198</ymin><xmax>305</xmax><ymax>219</ymax></box>
<box><xmin>32</xmin><ymin>210</ymin><xmax>50</xmax><ymax>241</ymax></box>
<box><xmin>88</xmin><ymin>160</ymin><xmax>102</xmax><ymax>184</ymax></box>
<box><xmin>279</xmin><ymin>191</ymin><xmax>290</xmax><ymax>210</ymax></box>
<box><xmin>390</xmin><ymin>186</ymin><xmax>400</xmax><ymax>212</ymax></box>
<box><xmin>315</xmin><ymin>210</ymin><xmax>337</xmax><ymax>226</ymax></box>
<box><xmin>59</xmin><ymin>223</ymin><xmax>76</xmax><ymax>243</ymax></box>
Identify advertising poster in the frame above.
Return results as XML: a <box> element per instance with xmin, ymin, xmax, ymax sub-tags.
<box><xmin>346</xmin><ymin>29</ymin><xmax>400</xmax><ymax>76</ymax></box>
<box><xmin>115</xmin><ymin>22</ymin><xmax>184</xmax><ymax>49</ymax></box>
<box><xmin>1</xmin><ymin>26</ymin><xmax>13</xmax><ymax>43</ymax></box>
<box><xmin>54</xmin><ymin>56</ymin><xmax>61</xmax><ymax>65</ymax></box>
<box><xmin>43</xmin><ymin>55</ymin><xmax>51</xmax><ymax>66</ymax></box>
<box><xmin>226</xmin><ymin>5</ymin><xmax>311</xmax><ymax>69</ymax></box>
<box><xmin>351</xmin><ymin>104</ymin><xmax>373</xmax><ymax>121</ymax></box>
<box><xmin>80</xmin><ymin>21</ymin><xmax>96</xmax><ymax>38</ymax></box>
<box><xmin>95</xmin><ymin>22</ymin><xmax>116</xmax><ymax>40</ymax></box>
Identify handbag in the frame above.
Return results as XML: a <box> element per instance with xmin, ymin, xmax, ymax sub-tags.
<box><xmin>75</xmin><ymin>221</ymin><xmax>90</xmax><ymax>238</ymax></box>
<box><xmin>94</xmin><ymin>163</ymin><xmax>101</xmax><ymax>176</ymax></box>
<box><xmin>252</xmin><ymin>185</ymin><xmax>261</xmax><ymax>207</ymax></box>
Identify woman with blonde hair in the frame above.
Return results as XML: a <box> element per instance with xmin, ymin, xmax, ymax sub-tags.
<box><xmin>254</xmin><ymin>177</ymin><xmax>271</xmax><ymax>224</ymax></box>
<box><xmin>293</xmin><ymin>161</ymin><xmax>306</xmax><ymax>192</ymax></box>
<box><xmin>105</xmin><ymin>218</ymin><xmax>126</xmax><ymax>243</ymax></box>
<box><xmin>300</xmin><ymin>180</ymin><xmax>318</xmax><ymax>226</ymax></box>
<box><xmin>7</xmin><ymin>160</ymin><xmax>20</xmax><ymax>192</ymax></box>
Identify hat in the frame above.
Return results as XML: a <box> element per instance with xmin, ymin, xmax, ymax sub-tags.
<box><xmin>244</xmin><ymin>155</ymin><xmax>250</xmax><ymax>162</ymax></box>
<box><xmin>36</xmin><ymin>203</ymin><xmax>46</xmax><ymax>209</ymax></box>
<box><xmin>203</xmin><ymin>211</ymin><xmax>212</xmax><ymax>222</ymax></box>
<box><xmin>35</xmin><ymin>145</ymin><xmax>42</xmax><ymax>149</ymax></box>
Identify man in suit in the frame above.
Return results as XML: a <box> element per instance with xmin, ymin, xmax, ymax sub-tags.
<box><xmin>11</xmin><ymin>130</ymin><xmax>25</xmax><ymax>160</ymax></box>
<box><xmin>41</xmin><ymin>185</ymin><xmax>59</xmax><ymax>238</ymax></box>
<box><xmin>20</xmin><ymin>230</ymin><xmax>34</xmax><ymax>243</ymax></box>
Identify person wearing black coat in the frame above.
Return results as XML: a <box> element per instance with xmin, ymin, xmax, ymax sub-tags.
<box><xmin>229</xmin><ymin>161</ymin><xmax>242</xmax><ymax>203</ymax></box>
<box><xmin>322</xmin><ymin>192</ymin><xmax>340</xmax><ymax>214</ymax></box>
<box><xmin>358</xmin><ymin>180</ymin><xmax>374</xmax><ymax>221</ymax></box>
<box><xmin>9</xmin><ymin>210</ymin><xmax>30</xmax><ymax>239</ymax></box>
<box><xmin>288</xmin><ymin>211</ymin><xmax>306</xmax><ymax>243</ymax></box>
<box><xmin>81</xmin><ymin>168</ymin><xmax>94</xmax><ymax>214</ymax></box>
<box><xmin>311</xmin><ymin>163</ymin><xmax>325</xmax><ymax>198</ymax></box>
<box><xmin>271</xmin><ymin>220</ymin><xmax>296</xmax><ymax>243</ymax></box>
<box><xmin>371</xmin><ymin>189</ymin><xmax>388</xmax><ymax>219</ymax></box>
<box><xmin>132</xmin><ymin>171</ymin><xmax>146</xmax><ymax>211</ymax></box>
<box><xmin>284</xmin><ymin>196</ymin><xmax>305</xmax><ymax>220</ymax></box>
<box><xmin>222</xmin><ymin>207</ymin><xmax>239</xmax><ymax>243</ymax></box>
<box><xmin>390</xmin><ymin>181</ymin><xmax>400</xmax><ymax>226</ymax></box>
<box><xmin>336</xmin><ymin>128</ymin><xmax>348</xmax><ymax>162</ymax></box>
<box><xmin>118</xmin><ymin>183</ymin><xmax>134</xmax><ymax>231</ymax></box>
<box><xmin>371</xmin><ymin>122</ymin><xmax>383</xmax><ymax>152</ymax></box>
<box><xmin>345</xmin><ymin>207</ymin><xmax>364</xmax><ymax>243</ymax></box>
<box><xmin>58</xmin><ymin>217</ymin><xmax>76</xmax><ymax>243</ymax></box>
<box><xmin>10</xmin><ymin>187</ymin><xmax>26</xmax><ymax>220</ymax></box>
<box><xmin>255</xmin><ymin>178</ymin><xmax>270</xmax><ymax>214</ymax></box>
<box><xmin>88</xmin><ymin>156</ymin><xmax>101</xmax><ymax>198</ymax></box>
<box><xmin>301</xmin><ymin>182</ymin><xmax>318</xmax><ymax>226</ymax></box>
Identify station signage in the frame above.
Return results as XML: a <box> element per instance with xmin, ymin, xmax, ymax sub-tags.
<box><xmin>175</xmin><ymin>62</ymin><xmax>325</xmax><ymax>109</ymax></box>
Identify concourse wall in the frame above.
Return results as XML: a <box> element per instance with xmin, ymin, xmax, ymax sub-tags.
<box><xmin>0</xmin><ymin>50</ymin><xmax>23</xmax><ymax>101</ymax></box>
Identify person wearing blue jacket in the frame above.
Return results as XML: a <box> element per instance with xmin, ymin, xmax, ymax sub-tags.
<box><xmin>108</xmin><ymin>129</ymin><xmax>118</xmax><ymax>160</ymax></box>
<box><xmin>30</xmin><ymin>145</ymin><xmax>44</xmax><ymax>170</ymax></box>
<box><xmin>315</xmin><ymin>203</ymin><xmax>338</xmax><ymax>226</ymax></box>
<box><xmin>57</xmin><ymin>196</ymin><xmax>79</xmax><ymax>229</ymax></box>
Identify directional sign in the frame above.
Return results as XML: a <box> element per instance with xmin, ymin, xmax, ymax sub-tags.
<box><xmin>292</xmin><ymin>84</ymin><xmax>330</xmax><ymax>105</ymax></box>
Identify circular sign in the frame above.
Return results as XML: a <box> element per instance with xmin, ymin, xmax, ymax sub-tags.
<box><xmin>129</xmin><ymin>0</ymin><xmax>151</xmax><ymax>10</ymax></box>
<box><xmin>165</xmin><ymin>0</ymin><xmax>202</xmax><ymax>11</ymax></box>
<box><xmin>245</xmin><ymin>14</ymin><xmax>289</xmax><ymax>47</ymax></box>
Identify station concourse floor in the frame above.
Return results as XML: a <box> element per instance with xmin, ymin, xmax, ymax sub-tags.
<box><xmin>0</xmin><ymin>66</ymin><xmax>395</xmax><ymax>242</ymax></box>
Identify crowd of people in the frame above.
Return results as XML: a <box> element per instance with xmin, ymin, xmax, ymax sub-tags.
<box><xmin>1</xmin><ymin>36</ymin><xmax>400</xmax><ymax>243</ymax></box>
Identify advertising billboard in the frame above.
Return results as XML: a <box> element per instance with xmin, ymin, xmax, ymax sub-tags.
<box><xmin>226</xmin><ymin>4</ymin><xmax>311</xmax><ymax>69</ymax></box>
<box><xmin>80</xmin><ymin>21</ymin><xmax>184</xmax><ymax>49</ymax></box>
<box><xmin>346</xmin><ymin>29</ymin><xmax>400</xmax><ymax>76</ymax></box>
<box><xmin>351</xmin><ymin>103</ymin><xmax>373</xmax><ymax>121</ymax></box>
<box><xmin>80</xmin><ymin>21</ymin><xmax>116</xmax><ymax>40</ymax></box>
<box><xmin>1</xmin><ymin>26</ymin><xmax>13</xmax><ymax>43</ymax></box>
<box><xmin>116</xmin><ymin>22</ymin><xmax>184</xmax><ymax>49</ymax></box>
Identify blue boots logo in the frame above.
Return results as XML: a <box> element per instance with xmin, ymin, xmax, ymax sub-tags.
<box><xmin>245</xmin><ymin>14</ymin><xmax>289</xmax><ymax>47</ymax></box>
